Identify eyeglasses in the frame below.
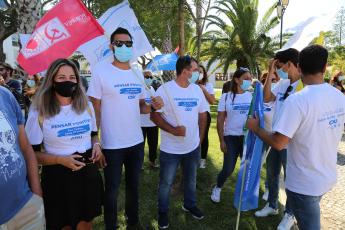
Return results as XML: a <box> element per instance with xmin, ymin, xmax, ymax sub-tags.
<box><xmin>283</xmin><ymin>85</ymin><xmax>293</xmax><ymax>100</ymax></box>
<box><xmin>112</xmin><ymin>40</ymin><xmax>133</xmax><ymax>48</ymax></box>
<box><xmin>144</xmin><ymin>76</ymin><xmax>153</xmax><ymax>79</ymax></box>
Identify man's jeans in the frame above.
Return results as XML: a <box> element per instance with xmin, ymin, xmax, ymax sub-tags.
<box><xmin>158</xmin><ymin>147</ymin><xmax>200</xmax><ymax>213</ymax></box>
<box><xmin>286</xmin><ymin>189</ymin><xmax>322</xmax><ymax>230</ymax></box>
<box><xmin>103</xmin><ymin>142</ymin><xmax>144</xmax><ymax>230</ymax></box>
<box><xmin>267</xmin><ymin>148</ymin><xmax>292</xmax><ymax>214</ymax></box>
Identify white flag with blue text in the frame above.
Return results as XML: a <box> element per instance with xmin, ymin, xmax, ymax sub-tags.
<box><xmin>78</xmin><ymin>0</ymin><xmax>153</xmax><ymax>66</ymax></box>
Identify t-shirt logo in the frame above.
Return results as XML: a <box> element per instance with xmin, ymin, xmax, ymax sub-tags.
<box><xmin>115</xmin><ymin>83</ymin><xmax>142</xmax><ymax>99</ymax></box>
<box><xmin>0</xmin><ymin>111</ymin><xmax>24</xmax><ymax>182</ymax></box>
<box><xmin>51</xmin><ymin>119</ymin><xmax>91</xmax><ymax>140</ymax></box>
<box><xmin>175</xmin><ymin>98</ymin><xmax>199</xmax><ymax>111</ymax></box>
<box><xmin>232</xmin><ymin>103</ymin><xmax>250</xmax><ymax>114</ymax></box>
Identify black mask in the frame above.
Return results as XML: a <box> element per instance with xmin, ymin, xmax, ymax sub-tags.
<box><xmin>54</xmin><ymin>81</ymin><xmax>77</xmax><ymax>97</ymax></box>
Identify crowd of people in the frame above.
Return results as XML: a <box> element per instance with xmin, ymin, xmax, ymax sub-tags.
<box><xmin>1</xmin><ymin>26</ymin><xmax>345</xmax><ymax>230</ymax></box>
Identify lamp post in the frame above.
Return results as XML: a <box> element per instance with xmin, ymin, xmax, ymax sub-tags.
<box><xmin>277</xmin><ymin>0</ymin><xmax>289</xmax><ymax>48</ymax></box>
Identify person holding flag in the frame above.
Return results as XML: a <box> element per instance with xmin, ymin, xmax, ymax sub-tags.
<box><xmin>151</xmin><ymin>56</ymin><xmax>208</xmax><ymax>229</ymax></box>
<box><xmin>247</xmin><ymin>44</ymin><xmax>345</xmax><ymax>230</ymax></box>
<box><xmin>87</xmin><ymin>27</ymin><xmax>163</xmax><ymax>230</ymax></box>
<box><xmin>210</xmin><ymin>67</ymin><xmax>252</xmax><ymax>203</ymax></box>
<box><xmin>255</xmin><ymin>48</ymin><xmax>300</xmax><ymax>230</ymax></box>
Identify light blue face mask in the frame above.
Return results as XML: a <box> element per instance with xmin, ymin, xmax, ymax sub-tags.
<box><xmin>188</xmin><ymin>71</ymin><xmax>200</xmax><ymax>84</ymax></box>
<box><xmin>271</xmin><ymin>82</ymin><xmax>277</xmax><ymax>90</ymax></box>
<box><xmin>27</xmin><ymin>79</ymin><xmax>36</xmax><ymax>88</ymax></box>
<box><xmin>276</xmin><ymin>68</ymin><xmax>289</xmax><ymax>79</ymax></box>
<box><xmin>144</xmin><ymin>78</ymin><xmax>153</xmax><ymax>86</ymax></box>
<box><xmin>114</xmin><ymin>45</ymin><xmax>133</xmax><ymax>63</ymax></box>
<box><xmin>240</xmin><ymin>80</ymin><xmax>252</xmax><ymax>91</ymax></box>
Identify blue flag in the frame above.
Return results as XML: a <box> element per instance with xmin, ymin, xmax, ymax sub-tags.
<box><xmin>234</xmin><ymin>83</ymin><xmax>265</xmax><ymax>211</ymax></box>
<box><xmin>146</xmin><ymin>53</ymin><xmax>179</xmax><ymax>71</ymax></box>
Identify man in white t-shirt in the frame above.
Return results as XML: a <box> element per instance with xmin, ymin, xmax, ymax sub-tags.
<box><xmin>151</xmin><ymin>56</ymin><xmax>208</xmax><ymax>229</ymax></box>
<box><xmin>247</xmin><ymin>45</ymin><xmax>345</xmax><ymax>230</ymax></box>
<box><xmin>87</xmin><ymin>27</ymin><xmax>163</xmax><ymax>230</ymax></box>
<box><xmin>255</xmin><ymin>48</ymin><xmax>300</xmax><ymax>230</ymax></box>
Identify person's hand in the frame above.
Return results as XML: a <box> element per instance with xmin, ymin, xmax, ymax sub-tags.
<box><xmin>220</xmin><ymin>140</ymin><xmax>227</xmax><ymax>154</ymax></box>
<box><xmin>172</xmin><ymin>126</ymin><xmax>186</xmax><ymax>137</ymax></box>
<box><xmin>58</xmin><ymin>154</ymin><xmax>85</xmax><ymax>171</ymax></box>
<box><xmin>91</xmin><ymin>143</ymin><xmax>107</xmax><ymax>168</ymax></box>
<box><xmin>151</xmin><ymin>96</ymin><xmax>164</xmax><ymax>110</ymax></box>
<box><xmin>0</xmin><ymin>76</ymin><xmax>5</xmax><ymax>86</ymax></box>
<box><xmin>246</xmin><ymin>116</ymin><xmax>260</xmax><ymax>133</ymax></box>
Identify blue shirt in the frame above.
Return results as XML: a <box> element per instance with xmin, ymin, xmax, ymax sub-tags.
<box><xmin>0</xmin><ymin>86</ymin><xmax>32</xmax><ymax>224</ymax></box>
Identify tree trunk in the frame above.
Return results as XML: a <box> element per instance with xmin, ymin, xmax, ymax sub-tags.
<box><xmin>16</xmin><ymin>0</ymin><xmax>42</xmax><ymax>34</ymax></box>
<box><xmin>178</xmin><ymin>0</ymin><xmax>185</xmax><ymax>56</ymax></box>
<box><xmin>161</xmin><ymin>23</ymin><xmax>175</xmax><ymax>82</ymax></box>
<box><xmin>196</xmin><ymin>0</ymin><xmax>202</xmax><ymax>61</ymax></box>
<box><xmin>0</xmin><ymin>41</ymin><xmax>6</xmax><ymax>62</ymax></box>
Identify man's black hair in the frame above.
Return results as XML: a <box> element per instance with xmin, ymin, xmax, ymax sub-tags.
<box><xmin>275</xmin><ymin>48</ymin><xmax>299</xmax><ymax>67</ymax></box>
<box><xmin>299</xmin><ymin>45</ymin><xmax>328</xmax><ymax>75</ymax></box>
<box><xmin>176</xmin><ymin>55</ymin><xmax>197</xmax><ymax>76</ymax></box>
<box><xmin>110</xmin><ymin>27</ymin><xmax>133</xmax><ymax>43</ymax></box>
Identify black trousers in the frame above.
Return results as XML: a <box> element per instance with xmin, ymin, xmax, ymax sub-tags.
<box><xmin>142</xmin><ymin>126</ymin><xmax>159</xmax><ymax>162</ymax></box>
<box><xmin>201</xmin><ymin>112</ymin><xmax>211</xmax><ymax>159</ymax></box>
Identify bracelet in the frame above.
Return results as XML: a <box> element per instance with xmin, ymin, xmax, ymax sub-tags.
<box><xmin>93</xmin><ymin>142</ymin><xmax>102</xmax><ymax>149</ymax></box>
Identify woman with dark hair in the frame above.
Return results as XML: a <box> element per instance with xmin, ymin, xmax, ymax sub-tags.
<box><xmin>211</xmin><ymin>67</ymin><xmax>252</xmax><ymax>203</ymax></box>
<box><xmin>25</xmin><ymin>58</ymin><xmax>105</xmax><ymax>230</ymax></box>
<box><xmin>197</xmin><ymin>65</ymin><xmax>216</xmax><ymax>168</ymax></box>
<box><xmin>331</xmin><ymin>71</ymin><xmax>345</xmax><ymax>94</ymax></box>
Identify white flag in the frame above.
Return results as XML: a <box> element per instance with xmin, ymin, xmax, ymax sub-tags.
<box><xmin>78</xmin><ymin>0</ymin><xmax>153</xmax><ymax>66</ymax></box>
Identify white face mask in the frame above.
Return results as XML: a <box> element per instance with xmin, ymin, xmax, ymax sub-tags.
<box><xmin>338</xmin><ymin>75</ymin><xmax>345</xmax><ymax>81</ymax></box>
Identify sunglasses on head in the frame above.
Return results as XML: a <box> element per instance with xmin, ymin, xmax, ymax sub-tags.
<box><xmin>283</xmin><ymin>85</ymin><xmax>293</xmax><ymax>100</ymax></box>
<box><xmin>112</xmin><ymin>40</ymin><xmax>133</xmax><ymax>48</ymax></box>
<box><xmin>239</xmin><ymin>67</ymin><xmax>250</xmax><ymax>72</ymax></box>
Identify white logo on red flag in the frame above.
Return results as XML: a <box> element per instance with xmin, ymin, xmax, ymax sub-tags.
<box><xmin>21</xmin><ymin>17</ymin><xmax>71</xmax><ymax>59</ymax></box>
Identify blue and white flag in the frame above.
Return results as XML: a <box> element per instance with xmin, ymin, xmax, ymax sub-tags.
<box><xmin>146</xmin><ymin>53</ymin><xmax>179</xmax><ymax>72</ymax></box>
<box><xmin>78</xmin><ymin>0</ymin><xmax>153</xmax><ymax>67</ymax></box>
<box><xmin>234</xmin><ymin>83</ymin><xmax>265</xmax><ymax>211</ymax></box>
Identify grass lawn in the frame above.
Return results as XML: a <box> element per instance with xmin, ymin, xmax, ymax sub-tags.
<box><xmin>93</xmin><ymin>91</ymin><xmax>283</xmax><ymax>230</ymax></box>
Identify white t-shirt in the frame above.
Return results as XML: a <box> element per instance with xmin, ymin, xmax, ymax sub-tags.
<box><xmin>218</xmin><ymin>91</ymin><xmax>252</xmax><ymax>136</ymax></box>
<box><xmin>272</xmin><ymin>79</ymin><xmax>299</xmax><ymax>126</ymax></box>
<box><xmin>25</xmin><ymin>103</ymin><xmax>97</xmax><ymax>156</ymax></box>
<box><xmin>141</xmin><ymin>86</ymin><xmax>156</xmax><ymax>127</ymax></box>
<box><xmin>87</xmin><ymin>61</ymin><xmax>145</xmax><ymax>149</ymax></box>
<box><xmin>263</xmin><ymin>102</ymin><xmax>275</xmax><ymax>132</ymax></box>
<box><xmin>273</xmin><ymin>83</ymin><xmax>345</xmax><ymax>196</ymax></box>
<box><xmin>155</xmin><ymin>81</ymin><xmax>208</xmax><ymax>154</ymax></box>
<box><xmin>203</xmin><ymin>82</ymin><xmax>214</xmax><ymax>112</ymax></box>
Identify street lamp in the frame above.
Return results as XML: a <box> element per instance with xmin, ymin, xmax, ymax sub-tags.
<box><xmin>277</xmin><ymin>0</ymin><xmax>289</xmax><ymax>48</ymax></box>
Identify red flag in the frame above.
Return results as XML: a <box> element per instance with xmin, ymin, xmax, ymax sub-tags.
<box><xmin>17</xmin><ymin>0</ymin><xmax>104</xmax><ymax>75</ymax></box>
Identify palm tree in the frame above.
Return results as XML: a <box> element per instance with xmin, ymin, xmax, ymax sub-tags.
<box><xmin>202</xmin><ymin>0</ymin><xmax>280</xmax><ymax>76</ymax></box>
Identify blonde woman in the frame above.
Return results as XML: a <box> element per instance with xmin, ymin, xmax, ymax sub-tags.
<box><xmin>25</xmin><ymin>59</ymin><xmax>105</xmax><ymax>230</ymax></box>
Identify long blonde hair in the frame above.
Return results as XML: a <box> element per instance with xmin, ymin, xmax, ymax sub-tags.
<box><xmin>32</xmin><ymin>58</ymin><xmax>88</xmax><ymax>118</ymax></box>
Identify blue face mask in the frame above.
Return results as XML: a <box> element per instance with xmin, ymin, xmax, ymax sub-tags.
<box><xmin>276</xmin><ymin>68</ymin><xmax>289</xmax><ymax>79</ymax></box>
<box><xmin>114</xmin><ymin>45</ymin><xmax>133</xmax><ymax>63</ymax></box>
<box><xmin>271</xmin><ymin>82</ymin><xmax>277</xmax><ymax>90</ymax></box>
<box><xmin>27</xmin><ymin>79</ymin><xmax>36</xmax><ymax>88</ymax></box>
<box><xmin>188</xmin><ymin>71</ymin><xmax>200</xmax><ymax>84</ymax></box>
<box><xmin>144</xmin><ymin>78</ymin><xmax>153</xmax><ymax>86</ymax></box>
<box><xmin>240</xmin><ymin>80</ymin><xmax>252</xmax><ymax>91</ymax></box>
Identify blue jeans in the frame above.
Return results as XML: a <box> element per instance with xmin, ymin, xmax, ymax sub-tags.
<box><xmin>158</xmin><ymin>147</ymin><xmax>200</xmax><ymax>213</ymax></box>
<box><xmin>286</xmin><ymin>189</ymin><xmax>322</xmax><ymax>230</ymax></box>
<box><xmin>103</xmin><ymin>143</ymin><xmax>144</xmax><ymax>230</ymax></box>
<box><xmin>267</xmin><ymin>148</ymin><xmax>292</xmax><ymax>214</ymax></box>
<box><xmin>217</xmin><ymin>135</ymin><xmax>243</xmax><ymax>188</ymax></box>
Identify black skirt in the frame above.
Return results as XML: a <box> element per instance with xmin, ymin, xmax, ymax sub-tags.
<box><xmin>41</xmin><ymin>162</ymin><xmax>104</xmax><ymax>230</ymax></box>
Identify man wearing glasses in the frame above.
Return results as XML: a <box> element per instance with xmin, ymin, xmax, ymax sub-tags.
<box><xmin>87</xmin><ymin>27</ymin><xmax>163</xmax><ymax>230</ymax></box>
<box><xmin>255</xmin><ymin>48</ymin><xmax>300</xmax><ymax>230</ymax></box>
<box><xmin>151</xmin><ymin>56</ymin><xmax>208</xmax><ymax>229</ymax></box>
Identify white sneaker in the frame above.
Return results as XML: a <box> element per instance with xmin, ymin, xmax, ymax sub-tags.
<box><xmin>262</xmin><ymin>190</ymin><xmax>269</xmax><ymax>201</ymax></box>
<box><xmin>277</xmin><ymin>213</ymin><xmax>295</xmax><ymax>230</ymax></box>
<box><xmin>255</xmin><ymin>203</ymin><xmax>279</xmax><ymax>217</ymax></box>
<box><xmin>199</xmin><ymin>159</ymin><xmax>206</xmax><ymax>169</ymax></box>
<box><xmin>211</xmin><ymin>186</ymin><xmax>221</xmax><ymax>203</ymax></box>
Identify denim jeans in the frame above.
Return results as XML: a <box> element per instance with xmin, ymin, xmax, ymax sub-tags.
<box><xmin>217</xmin><ymin>135</ymin><xmax>243</xmax><ymax>188</ymax></box>
<box><xmin>286</xmin><ymin>189</ymin><xmax>322</xmax><ymax>230</ymax></box>
<box><xmin>103</xmin><ymin>142</ymin><xmax>144</xmax><ymax>230</ymax></box>
<box><xmin>158</xmin><ymin>147</ymin><xmax>200</xmax><ymax>213</ymax></box>
<box><xmin>267</xmin><ymin>148</ymin><xmax>292</xmax><ymax>214</ymax></box>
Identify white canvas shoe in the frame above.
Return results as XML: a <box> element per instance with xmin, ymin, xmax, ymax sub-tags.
<box><xmin>255</xmin><ymin>203</ymin><xmax>279</xmax><ymax>217</ymax></box>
